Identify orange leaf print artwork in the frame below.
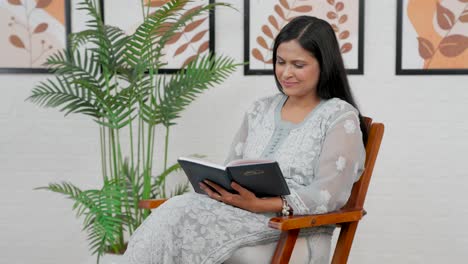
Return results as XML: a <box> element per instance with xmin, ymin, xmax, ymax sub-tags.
<box><xmin>460</xmin><ymin>9</ymin><xmax>468</xmax><ymax>23</ymax></box>
<box><xmin>417</xmin><ymin>37</ymin><xmax>435</xmax><ymax>59</ymax></box>
<box><xmin>262</xmin><ymin>25</ymin><xmax>274</xmax><ymax>39</ymax></box>
<box><xmin>198</xmin><ymin>41</ymin><xmax>209</xmax><ymax>54</ymax></box>
<box><xmin>274</xmin><ymin>5</ymin><xmax>286</xmax><ymax>20</ymax></box>
<box><xmin>279</xmin><ymin>0</ymin><xmax>290</xmax><ymax>10</ymax></box>
<box><xmin>33</xmin><ymin>23</ymin><xmax>48</xmax><ymax>34</ymax></box>
<box><xmin>292</xmin><ymin>6</ymin><xmax>313</xmax><ymax>13</ymax></box>
<box><xmin>269</xmin><ymin>15</ymin><xmax>279</xmax><ymax>30</ymax></box>
<box><xmin>9</xmin><ymin>35</ymin><xmax>25</xmax><ymax>49</ymax></box>
<box><xmin>7</xmin><ymin>0</ymin><xmax>22</xmax><ymax>5</ymax></box>
<box><xmin>331</xmin><ymin>24</ymin><xmax>339</xmax><ymax>32</ymax></box>
<box><xmin>183</xmin><ymin>55</ymin><xmax>197</xmax><ymax>68</ymax></box>
<box><xmin>190</xmin><ymin>30</ymin><xmax>208</xmax><ymax>43</ymax></box>
<box><xmin>336</xmin><ymin>2</ymin><xmax>344</xmax><ymax>12</ymax></box>
<box><xmin>257</xmin><ymin>36</ymin><xmax>269</xmax><ymax>50</ymax></box>
<box><xmin>436</xmin><ymin>2</ymin><xmax>455</xmax><ymax>30</ymax></box>
<box><xmin>145</xmin><ymin>0</ymin><xmax>171</xmax><ymax>7</ymax></box>
<box><xmin>340</xmin><ymin>43</ymin><xmax>352</xmax><ymax>53</ymax></box>
<box><xmin>35</xmin><ymin>0</ymin><xmax>52</xmax><ymax>9</ymax></box>
<box><xmin>174</xmin><ymin>43</ymin><xmax>189</xmax><ymax>56</ymax></box>
<box><xmin>339</xmin><ymin>14</ymin><xmax>348</xmax><ymax>24</ymax></box>
<box><xmin>327</xmin><ymin>11</ymin><xmax>337</xmax><ymax>19</ymax></box>
<box><xmin>327</xmin><ymin>0</ymin><xmax>335</xmax><ymax>5</ymax></box>
<box><xmin>339</xmin><ymin>30</ymin><xmax>349</xmax><ymax>40</ymax></box>
<box><xmin>184</xmin><ymin>18</ymin><xmax>207</xmax><ymax>33</ymax></box>
<box><xmin>439</xmin><ymin>35</ymin><xmax>468</xmax><ymax>57</ymax></box>
<box><xmin>252</xmin><ymin>48</ymin><xmax>265</xmax><ymax>62</ymax></box>
<box><xmin>167</xmin><ymin>32</ymin><xmax>183</xmax><ymax>45</ymax></box>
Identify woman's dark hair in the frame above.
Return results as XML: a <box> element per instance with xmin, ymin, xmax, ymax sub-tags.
<box><xmin>272</xmin><ymin>16</ymin><xmax>368</xmax><ymax>143</ymax></box>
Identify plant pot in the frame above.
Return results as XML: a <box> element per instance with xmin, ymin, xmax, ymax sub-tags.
<box><xmin>100</xmin><ymin>253</ymin><xmax>126</xmax><ymax>264</ymax></box>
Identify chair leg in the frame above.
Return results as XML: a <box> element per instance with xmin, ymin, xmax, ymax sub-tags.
<box><xmin>271</xmin><ymin>229</ymin><xmax>299</xmax><ymax>264</ymax></box>
<box><xmin>331</xmin><ymin>222</ymin><xmax>359</xmax><ymax>264</ymax></box>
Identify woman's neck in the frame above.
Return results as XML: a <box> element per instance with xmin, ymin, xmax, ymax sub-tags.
<box><xmin>284</xmin><ymin>94</ymin><xmax>321</xmax><ymax>111</ymax></box>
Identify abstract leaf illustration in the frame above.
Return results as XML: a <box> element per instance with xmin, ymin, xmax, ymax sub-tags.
<box><xmin>184</xmin><ymin>17</ymin><xmax>207</xmax><ymax>33</ymax></box>
<box><xmin>182</xmin><ymin>55</ymin><xmax>197</xmax><ymax>67</ymax></box>
<box><xmin>327</xmin><ymin>11</ymin><xmax>337</xmax><ymax>19</ymax></box>
<box><xmin>145</xmin><ymin>0</ymin><xmax>171</xmax><ymax>7</ymax></box>
<box><xmin>417</xmin><ymin>37</ymin><xmax>435</xmax><ymax>59</ymax></box>
<box><xmin>8</xmin><ymin>0</ymin><xmax>22</xmax><ymax>5</ymax></box>
<box><xmin>190</xmin><ymin>30</ymin><xmax>208</xmax><ymax>42</ymax></box>
<box><xmin>262</xmin><ymin>25</ymin><xmax>274</xmax><ymax>39</ymax></box>
<box><xmin>268</xmin><ymin>15</ymin><xmax>279</xmax><ymax>30</ymax></box>
<box><xmin>460</xmin><ymin>9</ymin><xmax>468</xmax><ymax>23</ymax></box>
<box><xmin>9</xmin><ymin>35</ymin><xmax>25</xmax><ymax>49</ymax></box>
<box><xmin>436</xmin><ymin>2</ymin><xmax>455</xmax><ymax>30</ymax></box>
<box><xmin>33</xmin><ymin>23</ymin><xmax>49</xmax><ymax>34</ymax></box>
<box><xmin>339</xmin><ymin>30</ymin><xmax>349</xmax><ymax>40</ymax></box>
<box><xmin>327</xmin><ymin>0</ymin><xmax>335</xmax><ymax>5</ymax></box>
<box><xmin>167</xmin><ymin>32</ymin><xmax>183</xmax><ymax>44</ymax></box>
<box><xmin>257</xmin><ymin>36</ymin><xmax>269</xmax><ymax>50</ymax></box>
<box><xmin>252</xmin><ymin>48</ymin><xmax>265</xmax><ymax>62</ymax></box>
<box><xmin>197</xmin><ymin>41</ymin><xmax>209</xmax><ymax>53</ymax></box>
<box><xmin>275</xmin><ymin>5</ymin><xmax>286</xmax><ymax>20</ymax></box>
<box><xmin>459</xmin><ymin>0</ymin><xmax>468</xmax><ymax>3</ymax></box>
<box><xmin>336</xmin><ymin>2</ymin><xmax>344</xmax><ymax>12</ymax></box>
<box><xmin>279</xmin><ymin>0</ymin><xmax>289</xmax><ymax>9</ymax></box>
<box><xmin>340</xmin><ymin>43</ymin><xmax>352</xmax><ymax>53</ymax></box>
<box><xmin>36</xmin><ymin>0</ymin><xmax>52</xmax><ymax>9</ymax></box>
<box><xmin>339</xmin><ymin>14</ymin><xmax>348</xmax><ymax>24</ymax></box>
<box><xmin>293</xmin><ymin>6</ymin><xmax>312</xmax><ymax>13</ymax></box>
<box><xmin>174</xmin><ymin>42</ymin><xmax>189</xmax><ymax>56</ymax></box>
<box><xmin>439</xmin><ymin>35</ymin><xmax>468</xmax><ymax>57</ymax></box>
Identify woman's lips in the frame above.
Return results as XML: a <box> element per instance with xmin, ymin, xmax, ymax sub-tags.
<box><xmin>281</xmin><ymin>81</ymin><xmax>299</xmax><ymax>88</ymax></box>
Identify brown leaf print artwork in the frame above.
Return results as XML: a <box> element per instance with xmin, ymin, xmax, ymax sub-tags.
<box><xmin>251</xmin><ymin>0</ymin><xmax>314</xmax><ymax>66</ymax></box>
<box><xmin>6</xmin><ymin>0</ymin><xmax>57</xmax><ymax>67</ymax></box>
<box><xmin>407</xmin><ymin>0</ymin><xmax>468</xmax><ymax>69</ymax></box>
<box><xmin>149</xmin><ymin>2</ymin><xmax>209</xmax><ymax>67</ymax></box>
<box><xmin>326</xmin><ymin>1</ymin><xmax>352</xmax><ymax>54</ymax></box>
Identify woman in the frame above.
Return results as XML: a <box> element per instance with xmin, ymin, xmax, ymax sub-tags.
<box><xmin>125</xmin><ymin>16</ymin><xmax>367</xmax><ymax>264</ymax></box>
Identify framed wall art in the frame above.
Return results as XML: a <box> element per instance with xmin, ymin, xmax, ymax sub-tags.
<box><xmin>0</xmin><ymin>0</ymin><xmax>72</xmax><ymax>74</ymax></box>
<box><xmin>244</xmin><ymin>0</ymin><xmax>365</xmax><ymax>75</ymax></box>
<box><xmin>396</xmin><ymin>0</ymin><xmax>468</xmax><ymax>75</ymax></box>
<box><xmin>102</xmin><ymin>0</ymin><xmax>215</xmax><ymax>74</ymax></box>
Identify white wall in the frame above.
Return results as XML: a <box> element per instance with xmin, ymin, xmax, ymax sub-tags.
<box><xmin>1</xmin><ymin>0</ymin><xmax>467</xmax><ymax>263</ymax></box>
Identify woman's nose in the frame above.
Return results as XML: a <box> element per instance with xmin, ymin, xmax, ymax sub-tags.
<box><xmin>282</xmin><ymin>66</ymin><xmax>293</xmax><ymax>79</ymax></box>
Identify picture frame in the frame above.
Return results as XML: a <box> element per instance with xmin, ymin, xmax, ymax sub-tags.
<box><xmin>396</xmin><ymin>0</ymin><xmax>468</xmax><ymax>75</ymax></box>
<box><xmin>102</xmin><ymin>0</ymin><xmax>215</xmax><ymax>74</ymax></box>
<box><xmin>0</xmin><ymin>0</ymin><xmax>72</xmax><ymax>74</ymax></box>
<box><xmin>244</xmin><ymin>0</ymin><xmax>365</xmax><ymax>75</ymax></box>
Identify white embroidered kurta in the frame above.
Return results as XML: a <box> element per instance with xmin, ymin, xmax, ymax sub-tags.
<box><xmin>124</xmin><ymin>93</ymin><xmax>366</xmax><ymax>264</ymax></box>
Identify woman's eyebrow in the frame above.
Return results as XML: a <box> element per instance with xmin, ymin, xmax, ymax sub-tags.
<box><xmin>277</xmin><ymin>56</ymin><xmax>307</xmax><ymax>63</ymax></box>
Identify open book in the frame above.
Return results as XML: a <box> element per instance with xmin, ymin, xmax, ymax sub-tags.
<box><xmin>177</xmin><ymin>157</ymin><xmax>290</xmax><ymax>197</ymax></box>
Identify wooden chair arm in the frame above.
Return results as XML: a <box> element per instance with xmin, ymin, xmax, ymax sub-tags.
<box><xmin>138</xmin><ymin>199</ymin><xmax>168</xmax><ymax>209</ymax></box>
<box><xmin>268</xmin><ymin>208</ymin><xmax>365</xmax><ymax>231</ymax></box>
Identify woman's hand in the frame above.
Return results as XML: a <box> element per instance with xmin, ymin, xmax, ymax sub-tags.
<box><xmin>199</xmin><ymin>180</ymin><xmax>261</xmax><ymax>213</ymax></box>
<box><xmin>199</xmin><ymin>180</ymin><xmax>283</xmax><ymax>213</ymax></box>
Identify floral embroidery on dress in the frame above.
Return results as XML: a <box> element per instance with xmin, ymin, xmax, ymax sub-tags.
<box><xmin>336</xmin><ymin>156</ymin><xmax>346</xmax><ymax>171</ymax></box>
<box><xmin>344</xmin><ymin>119</ymin><xmax>357</xmax><ymax>134</ymax></box>
<box><xmin>234</xmin><ymin>142</ymin><xmax>244</xmax><ymax>156</ymax></box>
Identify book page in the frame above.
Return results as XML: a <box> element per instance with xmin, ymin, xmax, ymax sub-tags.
<box><xmin>227</xmin><ymin>159</ymin><xmax>275</xmax><ymax>167</ymax></box>
<box><xmin>178</xmin><ymin>156</ymin><xmax>226</xmax><ymax>170</ymax></box>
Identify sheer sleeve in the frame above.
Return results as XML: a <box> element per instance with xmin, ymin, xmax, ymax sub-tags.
<box><xmin>224</xmin><ymin>113</ymin><xmax>249</xmax><ymax>165</ymax></box>
<box><xmin>285</xmin><ymin>110</ymin><xmax>366</xmax><ymax>215</ymax></box>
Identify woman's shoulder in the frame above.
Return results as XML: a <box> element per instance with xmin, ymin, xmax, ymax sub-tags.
<box><xmin>320</xmin><ymin>97</ymin><xmax>360</xmax><ymax>124</ymax></box>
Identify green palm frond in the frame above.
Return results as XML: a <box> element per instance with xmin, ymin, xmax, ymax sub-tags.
<box><xmin>37</xmin><ymin>181</ymin><xmax>128</xmax><ymax>257</ymax></box>
<box><xmin>147</xmin><ymin>53</ymin><xmax>240</xmax><ymax>126</ymax></box>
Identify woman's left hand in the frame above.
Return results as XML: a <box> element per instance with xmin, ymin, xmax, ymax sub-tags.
<box><xmin>199</xmin><ymin>180</ymin><xmax>260</xmax><ymax>213</ymax></box>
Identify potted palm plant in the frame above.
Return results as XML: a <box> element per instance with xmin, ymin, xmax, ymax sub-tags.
<box><xmin>27</xmin><ymin>0</ymin><xmax>239</xmax><ymax>262</ymax></box>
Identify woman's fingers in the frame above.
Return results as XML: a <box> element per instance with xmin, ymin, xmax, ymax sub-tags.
<box><xmin>230</xmin><ymin>181</ymin><xmax>251</xmax><ymax>196</ymax></box>
<box><xmin>203</xmin><ymin>180</ymin><xmax>229</xmax><ymax>196</ymax></box>
<box><xmin>199</xmin><ymin>182</ymin><xmax>222</xmax><ymax>200</ymax></box>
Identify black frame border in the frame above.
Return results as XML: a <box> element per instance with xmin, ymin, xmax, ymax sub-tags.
<box><xmin>0</xmin><ymin>0</ymin><xmax>72</xmax><ymax>74</ymax></box>
<box><xmin>396</xmin><ymin>0</ymin><xmax>468</xmax><ymax>75</ymax></box>
<box><xmin>244</xmin><ymin>0</ymin><xmax>365</xmax><ymax>75</ymax></box>
<box><xmin>101</xmin><ymin>0</ymin><xmax>215</xmax><ymax>74</ymax></box>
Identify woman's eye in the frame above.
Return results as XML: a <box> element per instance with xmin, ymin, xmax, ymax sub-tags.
<box><xmin>277</xmin><ymin>61</ymin><xmax>285</xmax><ymax>65</ymax></box>
<box><xmin>295</xmin><ymin>64</ymin><xmax>304</xmax><ymax>68</ymax></box>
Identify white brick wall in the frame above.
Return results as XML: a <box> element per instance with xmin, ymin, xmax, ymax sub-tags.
<box><xmin>1</xmin><ymin>0</ymin><xmax>467</xmax><ymax>263</ymax></box>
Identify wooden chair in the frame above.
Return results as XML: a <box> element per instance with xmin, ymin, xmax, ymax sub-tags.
<box><xmin>139</xmin><ymin>117</ymin><xmax>384</xmax><ymax>264</ymax></box>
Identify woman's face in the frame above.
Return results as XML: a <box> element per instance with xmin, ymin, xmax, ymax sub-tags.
<box><xmin>275</xmin><ymin>40</ymin><xmax>320</xmax><ymax>99</ymax></box>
